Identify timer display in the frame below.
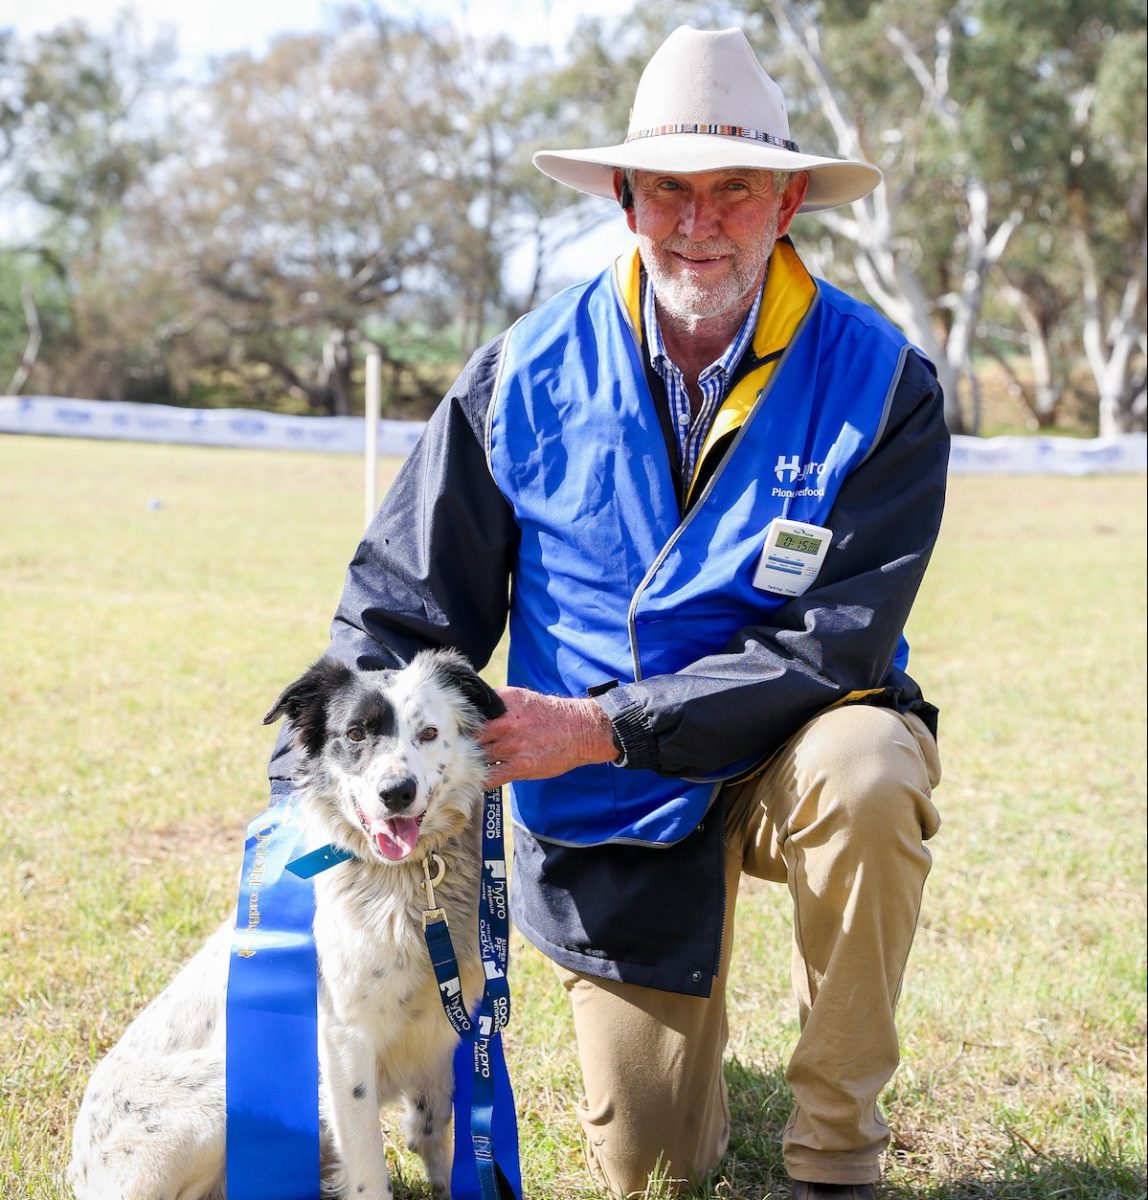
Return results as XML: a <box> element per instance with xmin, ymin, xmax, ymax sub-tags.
<box><xmin>776</xmin><ymin>532</ymin><xmax>823</xmax><ymax>556</ymax></box>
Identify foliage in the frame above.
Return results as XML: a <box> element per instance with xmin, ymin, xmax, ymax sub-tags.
<box><xmin>0</xmin><ymin>435</ymin><xmax>1145</xmax><ymax>1198</ymax></box>
<box><xmin>736</xmin><ymin>0</ymin><xmax>1146</xmax><ymax>434</ymax></box>
<box><xmin>0</xmin><ymin>4</ymin><xmax>1144</xmax><ymax>430</ymax></box>
<box><xmin>0</xmin><ymin>15</ymin><xmax>178</xmax><ymax>399</ymax></box>
<box><xmin>132</xmin><ymin>18</ymin><xmax>490</xmax><ymax>414</ymax></box>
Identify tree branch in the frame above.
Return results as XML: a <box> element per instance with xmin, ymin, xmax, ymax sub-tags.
<box><xmin>7</xmin><ymin>286</ymin><xmax>42</xmax><ymax>395</ymax></box>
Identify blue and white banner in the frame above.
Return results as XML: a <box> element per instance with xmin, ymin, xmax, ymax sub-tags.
<box><xmin>2</xmin><ymin>395</ymin><xmax>1145</xmax><ymax>474</ymax></box>
<box><xmin>947</xmin><ymin>432</ymin><xmax>1146</xmax><ymax>475</ymax></box>
<box><xmin>0</xmin><ymin>395</ymin><xmax>423</xmax><ymax>457</ymax></box>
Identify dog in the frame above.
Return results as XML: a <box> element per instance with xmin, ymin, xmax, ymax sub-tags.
<box><xmin>69</xmin><ymin>649</ymin><xmax>504</xmax><ymax>1200</ymax></box>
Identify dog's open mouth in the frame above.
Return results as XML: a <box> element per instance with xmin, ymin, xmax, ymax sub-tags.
<box><xmin>353</xmin><ymin>801</ymin><xmax>424</xmax><ymax>862</ymax></box>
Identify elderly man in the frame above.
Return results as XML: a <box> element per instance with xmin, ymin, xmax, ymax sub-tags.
<box><xmin>275</xmin><ymin>24</ymin><xmax>947</xmax><ymax>1200</ymax></box>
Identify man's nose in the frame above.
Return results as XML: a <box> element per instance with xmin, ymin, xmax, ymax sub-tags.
<box><xmin>677</xmin><ymin>192</ymin><xmax>720</xmax><ymax>239</ymax></box>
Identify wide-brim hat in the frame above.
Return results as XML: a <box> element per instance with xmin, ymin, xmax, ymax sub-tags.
<box><xmin>533</xmin><ymin>25</ymin><xmax>881</xmax><ymax>214</ymax></box>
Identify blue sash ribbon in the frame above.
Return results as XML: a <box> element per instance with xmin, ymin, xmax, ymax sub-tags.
<box><xmin>225</xmin><ymin>781</ymin><xmax>320</xmax><ymax>1200</ymax></box>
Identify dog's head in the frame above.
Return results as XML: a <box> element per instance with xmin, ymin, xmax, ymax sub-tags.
<box><xmin>264</xmin><ymin>649</ymin><xmax>504</xmax><ymax>865</ymax></box>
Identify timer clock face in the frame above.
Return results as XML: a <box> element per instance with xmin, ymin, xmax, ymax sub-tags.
<box><xmin>776</xmin><ymin>532</ymin><xmax>823</xmax><ymax>555</ymax></box>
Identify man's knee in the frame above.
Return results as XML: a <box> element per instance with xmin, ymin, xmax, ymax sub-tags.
<box><xmin>787</xmin><ymin>704</ymin><xmax>941</xmax><ymax>842</ymax></box>
<box><xmin>574</xmin><ymin>1036</ymin><xmax>728</xmax><ymax>1198</ymax></box>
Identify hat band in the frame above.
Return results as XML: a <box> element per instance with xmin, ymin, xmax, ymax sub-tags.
<box><xmin>625</xmin><ymin>122</ymin><xmax>800</xmax><ymax>153</ymax></box>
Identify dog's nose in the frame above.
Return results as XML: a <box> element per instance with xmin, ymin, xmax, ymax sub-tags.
<box><xmin>379</xmin><ymin>776</ymin><xmax>418</xmax><ymax>812</ymax></box>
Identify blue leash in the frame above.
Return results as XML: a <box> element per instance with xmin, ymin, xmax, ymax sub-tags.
<box><xmin>419</xmin><ymin>790</ymin><xmax>520</xmax><ymax>1200</ymax></box>
<box><xmin>228</xmin><ymin>785</ymin><xmax>521</xmax><ymax>1200</ymax></box>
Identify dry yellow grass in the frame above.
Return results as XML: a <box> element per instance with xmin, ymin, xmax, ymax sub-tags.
<box><xmin>1</xmin><ymin>435</ymin><xmax>1144</xmax><ymax>1199</ymax></box>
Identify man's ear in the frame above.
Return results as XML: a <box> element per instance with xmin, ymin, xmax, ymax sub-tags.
<box><xmin>776</xmin><ymin>170</ymin><xmax>810</xmax><ymax>237</ymax></box>
<box><xmin>615</xmin><ymin>169</ymin><xmax>639</xmax><ymax>235</ymax></box>
<box><xmin>615</xmin><ymin>168</ymin><xmax>633</xmax><ymax>210</ymax></box>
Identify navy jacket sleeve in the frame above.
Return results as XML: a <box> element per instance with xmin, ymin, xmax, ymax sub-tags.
<box><xmin>594</xmin><ymin>348</ymin><xmax>949</xmax><ymax>777</ymax></box>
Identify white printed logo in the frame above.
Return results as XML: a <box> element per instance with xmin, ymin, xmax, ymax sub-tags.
<box><xmin>774</xmin><ymin>454</ymin><xmax>803</xmax><ymax>483</ymax></box>
<box><xmin>772</xmin><ymin>454</ymin><xmax>827</xmax><ymax>498</ymax></box>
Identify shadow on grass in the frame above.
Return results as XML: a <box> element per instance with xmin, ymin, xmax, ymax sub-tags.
<box><xmin>901</xmin><ymin>1155</ymin><xmax>1148</xmax><ymax>1200</ymax></box>
<box><xmin>387</xmin><ymin>1057</ymin><xmax>1146</xmax><ymax>1199</ymax></box>
<box><xmin>708</xmin><ymin>1057</ymin><xmax>792</xmax><ymax>1196</ymax></box>
<box><xmin>695</xmin><ymin>1059</ymin><xmax>1146</xmax><ymax>1200</ymax></box>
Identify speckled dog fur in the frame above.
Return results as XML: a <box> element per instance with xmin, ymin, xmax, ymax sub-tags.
<box><xmin>69</xmin><ymin>650</ymin><xmax>503</xmax><ymax>1200</ymax></box>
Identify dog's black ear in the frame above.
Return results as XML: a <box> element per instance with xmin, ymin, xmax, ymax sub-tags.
<box><xmin>263</xmin><ymin>657</ymin><xmax>353</xmax><ymax>758</ymax></box>
<box><xmin>429</xmin><ymin>650</ymin><xmax>506</xmax><ymax>721</ymax></box>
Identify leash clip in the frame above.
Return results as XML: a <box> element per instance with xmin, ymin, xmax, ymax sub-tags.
<box><xmin>422</xmin><ymin>852</ymin><xmax>447</xmax><ymax>929</ymax></box>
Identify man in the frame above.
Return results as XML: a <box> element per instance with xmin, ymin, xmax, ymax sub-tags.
<box><xmin>274</xmin><ymin>25</ymin><xmax>947</xmax><ymax>1200</ymax></box>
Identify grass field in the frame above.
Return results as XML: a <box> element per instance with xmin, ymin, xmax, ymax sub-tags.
<box><xmin>1</xmin><ymin>434</ymin><xmax>1145</xmax><ymax>1200</ymax></box>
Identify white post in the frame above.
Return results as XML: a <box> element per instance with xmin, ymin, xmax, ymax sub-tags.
<box><xmin>364</xmin><ymin>349</ymin><xmax>381</xmax><ymax>528</ymax></box>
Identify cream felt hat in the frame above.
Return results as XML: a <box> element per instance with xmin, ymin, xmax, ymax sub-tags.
<box><xmin>533</xmin><ymin>25</ymin><xmax>881</xmax><ymax>214</ymax></box>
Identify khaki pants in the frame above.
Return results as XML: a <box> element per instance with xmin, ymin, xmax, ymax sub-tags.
<box><xmin>554</xmin><ymin>704</ymin><xmax>942</xmax><ymax>1196</ymax></box>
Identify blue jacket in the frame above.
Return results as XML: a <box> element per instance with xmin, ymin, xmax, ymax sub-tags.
<box><xmin>487</xmin><ymin>253</ymin><xmax>915</xmax><ymax>848</ymax></box>
<box><xmin>272</xmin><ymin>242</ymin><xmax>949</xmax><ymax>995</ymax></box>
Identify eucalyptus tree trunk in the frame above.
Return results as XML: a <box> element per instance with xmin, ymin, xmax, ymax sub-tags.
<box><xmin>6</xmin><ymin>286</ymin><xmax>42</xmax><ymax>395</ymax></box>
<box><xmin>764</xmin><ymin>0</ymin><xmax>1024</xmax><ymax>434</ymax></box>
<box><xmin>1073</xmin><ymin>214</ymin><xmax>1147</xmax><ymax>435</ymax></box>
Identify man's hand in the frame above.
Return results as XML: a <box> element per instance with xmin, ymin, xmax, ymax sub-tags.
<box><xmin>477</xmin><ymin>687</ymin><xmax>619</xmax><ymax>788</ymax></box>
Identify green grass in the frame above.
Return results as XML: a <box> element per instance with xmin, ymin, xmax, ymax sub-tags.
<box><xmin>1</xmin><ymin>435</ymin><xmax>1145</xmax><ymax>1199</ymax></box>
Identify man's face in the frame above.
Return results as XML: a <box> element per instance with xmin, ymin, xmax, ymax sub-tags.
<box><xmin>622</xmin><ymin>167</ymin><xmax>807</xmax><ymax>325</ymax></box>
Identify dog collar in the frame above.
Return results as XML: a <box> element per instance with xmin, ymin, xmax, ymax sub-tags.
<box><xmin>286</xmin><ymin>842</ymin><xmax>356</xmax><ymax>878</ymax></box>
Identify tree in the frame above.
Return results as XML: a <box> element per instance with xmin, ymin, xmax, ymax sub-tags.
<box><xmin>131</xmin><ymin>19</ymin><xmax>446</xmax><ymax>413</ymax></box>
<box><xmin>746</xmin><ymin>0</ymin><xmax>1145</xmax><ymax>434</ymax></box>
<box><xmin>1062</xmin><ymin>18</ymin><xmax>1146</xmax><ymax>433</ymax></box>
<box><xmin>4</xmin><ymin>2</ymin><xmax>1140</xmax><ymax>431</ymax></box>
<box><xmin>0</xmin><ymin>15</ymin><xmax>176</xmax><ymax>398</ymax></box>
<box><xmin>979</xmin><ymin>10</ymin><xmax>1146</xmax><ymax>434</ymax></box>
<box><xmin>128</xmin><ymin>10</ymin><xmax>603</xmax><ymax>416</ymax></box>
<box><xmin>744</xmin><ymin>0</ymin><xmax>1033</xmax><ymax>432</ymax></box>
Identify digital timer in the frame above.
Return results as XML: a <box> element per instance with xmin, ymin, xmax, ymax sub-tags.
<box><xmin>752</xmin><ymin>518</ymin><xmax>834</xmax><ymax>597</ymax></box>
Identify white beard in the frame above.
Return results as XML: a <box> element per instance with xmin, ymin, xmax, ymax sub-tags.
<box><xmin>638</xmin><ymin>217</ymin><xmax>779</xmax><ymax>327</ymax></box>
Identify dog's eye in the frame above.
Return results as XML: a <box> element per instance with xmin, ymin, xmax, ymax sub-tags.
<box><xmin>346</xmin><ymin>726</ymin><xmax>366</xmax><ymax>743</ymax></box>
<box><xmin>417</xmin><ymin>726</ymin><xmax>439</xmax><ymax>744</ymax></box>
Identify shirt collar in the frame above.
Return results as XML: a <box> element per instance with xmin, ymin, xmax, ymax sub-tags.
<box><xmin>642</xmin><ymin>269</ymin><xmax>766</xmax><ymax>386</ymax></box>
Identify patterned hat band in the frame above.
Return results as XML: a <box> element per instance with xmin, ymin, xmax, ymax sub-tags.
<box><xmin>625</xmin><ymin>123</ymin><xmax>800</xmax><ymax>153</ymax></box>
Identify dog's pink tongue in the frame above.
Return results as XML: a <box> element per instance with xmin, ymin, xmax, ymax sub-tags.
<box><xmin>371</xmin><ymin>817</ymin><xmax>420</xmax><ymax>861</ymax></box>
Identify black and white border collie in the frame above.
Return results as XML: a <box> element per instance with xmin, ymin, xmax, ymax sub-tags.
<box><xmin>69</xmin><ymin>649</ymin><xmax>503</xmax><ymax>1200</ymax></box>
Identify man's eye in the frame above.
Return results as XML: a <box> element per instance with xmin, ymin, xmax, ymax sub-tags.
<box><xmin>347</xmin><ymin>726</ymin><xmax>365</xmax><ymax>743</ymax></box>
<box><xmin>417</xmin><ymin>726</ymin><xmax>439</xmax><ymax>744</ymax></box>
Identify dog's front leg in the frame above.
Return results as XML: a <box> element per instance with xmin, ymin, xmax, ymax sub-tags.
<box><xmin>320</xmin><ymin>1021</ymin><xmax>393</xmax><ymax>1200</ymax></box>
<box><xmin>401</xmin><ymin>1060</ymin><xmax>456</xmax><ymax>1199</ymax></box>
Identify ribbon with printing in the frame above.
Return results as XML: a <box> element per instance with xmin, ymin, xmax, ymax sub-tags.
<box><xmin>225</xmin><ymin>781</ymin><xmax>320</xmax><ymax>1199</ymax></box>
<box><xmin>421</xmin><ymin>788</ymin><xmax>521</xmax><ymax>1200</ymax></box>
